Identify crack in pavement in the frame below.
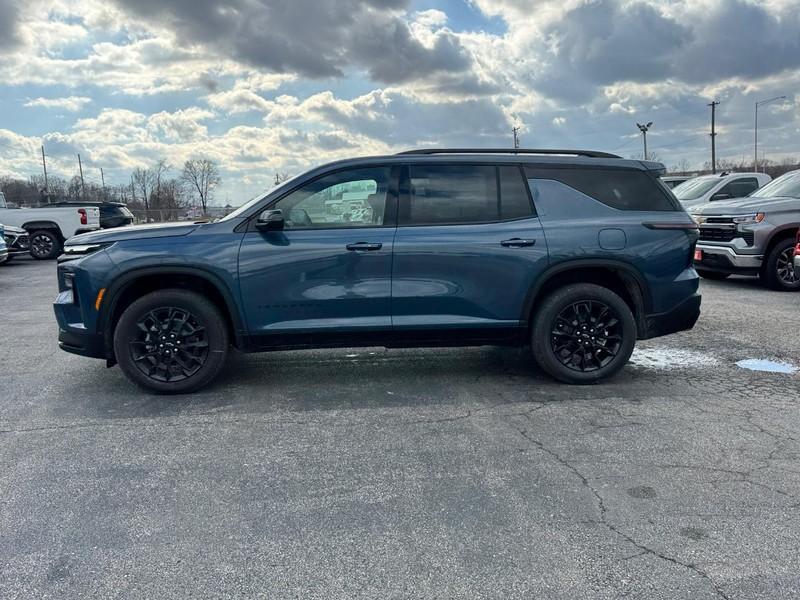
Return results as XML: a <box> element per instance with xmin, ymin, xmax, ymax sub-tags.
<box><xmin>515</xmin><ymin>412</ymin><xmax>732</xmax><ymax>600</ymax></box>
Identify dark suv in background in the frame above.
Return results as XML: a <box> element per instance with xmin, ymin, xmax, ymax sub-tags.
<box><xmin>54</xmin><ymin>149</ymin><xmax>701</xmax><ymax>393</ymax></box>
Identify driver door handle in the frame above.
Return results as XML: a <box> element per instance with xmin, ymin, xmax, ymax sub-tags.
<box><xmin>501</xmin><ymin>238</ymin><xmax>536</xmax><ymax>248</ymax></box>
<box><xmin>346</xmin><ymin>242</ymin><xmax>383</xmax><ymax>251</ymax></box>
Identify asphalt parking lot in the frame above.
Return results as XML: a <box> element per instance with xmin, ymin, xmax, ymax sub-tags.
<box><xmin>1</xmin><ymin>257</ymin><xmax>799</xmax><ymax>599</ymax></box>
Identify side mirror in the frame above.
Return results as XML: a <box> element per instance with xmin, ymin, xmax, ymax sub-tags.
<box><xmin>256</xmin><ymin>209</ymin><xmax>284</xmax><ymax>231</ymax></box>
<box><xmin>710</xmin><ymin>192</ymin><xmax>731</xmax><ymax>201</ymax></box>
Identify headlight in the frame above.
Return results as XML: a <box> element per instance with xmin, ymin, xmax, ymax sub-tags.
<box><xmin>63</xmin><ymin>243</ymin><xmax>107</xmax><ymax>255</ymax></box>
<box><xmin>732</xmin><ymin>213</ymin><xmax>765</xmax><ymax>224</ymax></box>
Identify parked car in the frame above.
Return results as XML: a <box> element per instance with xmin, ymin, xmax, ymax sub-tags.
<box><xmin>661</xmin><ymin>175</ymin><xmax>694</xmax><ymax>189</ymax></box>
<box><xmin>0</xmin><ymin>191</ymin><xmax>100</xmax><ymax>259</ymax></box>
<box><xmin>2</xmin><ymin>224</ymin><xmax>30</xmax><ymax>261</ymax></box>
<box><xmin>691</xmin><ymin>169</ymin><xmax>800</xmax><ymax>290</ymax></box>
<box><xmin>673</xmin><ymin>172</ymin><xmax>771</xmax><ymax>209</ymax></box>
<box><xmin>55</xmin><ymin>148</ymin><xmax>701</xmax><ymax>393</ymax></box>
<box><xmin>52</xmin><ymin>201</ymin><xmax>134</xmax><ymax>229</ymax></box>
<box><xmin>0</xmin><ymin>224</ymin><xmax>7</xmax><ymax>265</ymax></box>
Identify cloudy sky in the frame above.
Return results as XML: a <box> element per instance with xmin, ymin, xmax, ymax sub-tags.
<box><xmin>0</xmin><ymin>0</ymin><xmax>798</xmax><ymax>204</ymax></box>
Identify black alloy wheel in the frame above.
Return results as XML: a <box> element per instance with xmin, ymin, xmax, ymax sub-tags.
<box><xmin>129</xmin><ymin>307</ymin><xmax>210</xmax><ymax>382</ymax></box>
<box><xmin>531</xmin><ymin>283</ymin><xmax>636</xmax><ymax>384</ymax></box>
<box><xmin>114</xmin><ymin>289</ymin><xmax>229</xmax><ymax>393</ymax></box>
<box><xmin>29</xmin><ymin>230</ymin><xmax>60</xmax><ymax>260</ymax></box>
<box><xmin>550</xmin><ymin>300</ymin><xmax>623</xmax><ymax>372</ymax></box>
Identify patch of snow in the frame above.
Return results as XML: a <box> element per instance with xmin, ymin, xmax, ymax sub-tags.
<box><xmin>630</xmin><ymin>347</ymin><xmax>720</xmax><ymax>370</ymax></box>
<box><xmin>736</xmin><ymin>359</ymin><xmax>798</xmax><ymax>374</ymax></box>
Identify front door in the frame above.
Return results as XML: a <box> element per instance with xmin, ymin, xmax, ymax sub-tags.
<box><xmin>238</xmin><ymin>165</ymin><xmax>398</xmax><ymax>346</ymax></box>
<box><xmin>391</xmin><ymin>163</ymin><xmax>549</xmax><ymax>340</ymax></box>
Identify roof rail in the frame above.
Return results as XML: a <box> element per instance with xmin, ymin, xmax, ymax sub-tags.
<box><xmin>396</xmin><ymin>148</ymin><xmax>621</xmax><ymax>159</ymax></box>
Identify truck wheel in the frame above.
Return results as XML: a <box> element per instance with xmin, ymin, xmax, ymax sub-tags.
<box><xmin>532</xmin><ymin>283</ymin><xmax>636</xmax><ymax>384</ymax></box>
<box><xmin>761</xmin><ymin>238</ymin><xmax>800</xmax><ymax>291</ymax></box>
<box><xmin>29</xmin><ymin>230</ymin><xmax>61</xmax><ymax>260</ymax></box>
<box><xmin>696</xmin><ymin>270</ymin><xmax>730</xmax><ymax>280</ymax></box>
<box><xmin>113</xmin><ymin>289</ymin><xmax>229</xmax><ymax>394</ymax></box>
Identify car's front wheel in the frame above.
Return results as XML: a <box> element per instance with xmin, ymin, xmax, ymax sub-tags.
<box><xmin>761</xmin><ymin>238</ymin><xmax>800</xmax><ymax>291</ymax></box>
<box><xmin>531</xmin><ymin>283</ymin><xmax>636</xmax><ymax>384</ymax></box>
<box><xmin>113</xmin><ymin>289</ymin><xmax>229</xmax><ymax>394</ymax></box>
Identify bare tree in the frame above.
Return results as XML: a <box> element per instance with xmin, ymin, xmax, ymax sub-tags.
<box><xmin>132</xmin><ymin>167</ymin><xmax>154</xmax><ymax>212</ymax></box>
<box><xmin>182</xmin><ymin>158</ymin><xmax>221</xmax><ymax>214</ymax></box>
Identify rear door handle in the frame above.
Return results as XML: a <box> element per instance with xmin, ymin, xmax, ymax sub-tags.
<box><xmin>500</xmin><ymin>238</ymin><xmax>536</xmax><ymax>248</ymax></box>
<box><xmin>346</xmin><ymin>242</ymin><xmax>383</xmax><ymax>251</ymax></box>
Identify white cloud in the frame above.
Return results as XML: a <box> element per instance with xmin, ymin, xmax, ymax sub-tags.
<box><xmin>24</xmin><ymin>96</ymin><xmax>92</xmax><ymax>111</ymax></box>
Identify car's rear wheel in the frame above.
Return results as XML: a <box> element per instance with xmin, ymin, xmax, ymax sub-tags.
<box><xmin>531</xmin><ymin>284</ymin><xmax>636</xmax><ymax>384</ymax></box>
<box><xmin>113</xmin><ymin>289</ymin><xmax>229</xmax><ymax>394</ymax></box>
<box><xmin>761</xmin><ymin>238</ymin><xmax>800</xmax><ymax>291</ymax></box>
<box><xmin>696</xmin><ymin>269</ymin><xmax>730</xmax><ymax>280</ymax></box>
<box><xmin>29</xmin><ymin>230</ymin><xmax>61</xmax><ymax>260</ymax></box>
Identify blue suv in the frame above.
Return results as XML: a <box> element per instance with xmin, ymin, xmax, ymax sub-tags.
<box><xmin>54</xmin><ymin>149</ymin><xmax>701</xmax><ymax>393</ymax></box>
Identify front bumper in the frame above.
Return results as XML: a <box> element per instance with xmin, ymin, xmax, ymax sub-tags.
<box><xmin>694</xmin><ymin>243</ymin><xmax>763</xmax><ymax>275</ymax></box>
<box><xmin>54</xmin><ymin>289</ymin><xmax>107</xmax><ymax>359</ymax></box>
<box><xmin>642</xmin><ymin>293</ymin><xmax>701</xmax><ymax>339</ymax></box>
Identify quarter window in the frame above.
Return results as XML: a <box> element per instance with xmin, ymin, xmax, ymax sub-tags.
<box><xmin>525</xmin><ymin>167</ymin><xmax>676</xmax><ymax>211</ymax></box>
<box><xmin>273</xmin><ymin>167</ymin><xmax>391</xmax><ymax>229</ymax></box>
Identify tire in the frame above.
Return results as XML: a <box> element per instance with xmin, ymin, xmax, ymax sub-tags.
<box><xmin>29</xmin><ymin>230</ymin><xmax>61</xmax><ymax>260</ymax></box>
<box><xmin>113</xmin><ymin>289</ymin><xmax>229</xmax><ymax>394</ymax></box>
<box><xmin>696</xmin><ymin>269</ymin><xmax>730</xmax><ymax>280</ymax></box>
<box><xmin>760</xmin><ymin>238</ymin><xmax>800</xmax><ymax>291</ymax></box>
<box><xmin>531</xmin><ymin>283</ymin><xmax>637</xmax><ymax>384</ymax></box>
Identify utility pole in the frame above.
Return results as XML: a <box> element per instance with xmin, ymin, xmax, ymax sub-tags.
<box><xmin>708</xmin><ymin>100</ymin><xmax>719</xmax><ymax>174</ymax></box>
<box><xmin>636</xmin><ymin>122</ymin><xmax>653</xmax><ymax>160</ymax></box>
<box><xmin>77</xmin><ymin>154</ymin><xmax>86</xmax><ymax>199</ymax></box>
<box><xmin>512</xmin><ymin>126</ymin><xmax>520</xmax><ymax>149</ymax></box>
<box><xmin>754</xmin><ymin>95</ymin><xmax>787</xmax><ymax>172</ymax></box>
<box><xmin>41</xmin><ymin>145</ymin><xmax>49</xmax><ymax>201</ymax></box>
<box><xmin>100</xmin><ymin>168</ymin><xmax>106</xmax><ymax>201</ymax></box>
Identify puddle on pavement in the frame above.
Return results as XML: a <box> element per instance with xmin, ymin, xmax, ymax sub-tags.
<box><xmin>629</xmin><ymin>347</ymin><xmax>720</xmax><ymax>370</ymax></box>
<box><xmin>735</xmin><ymin>359</ymin><xmax>798</xmax><ymax>374</ymax></box>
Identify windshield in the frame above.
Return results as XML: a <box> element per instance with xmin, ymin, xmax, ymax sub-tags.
<box><xmin>673</xmin><ymin>177</ymin><xmax>719</xmax><ymax>201</ymax></box>
<box><xmin>748</xmin><ymin>171</ymin><xmax>800</xmax><ymax>199</ymax></box>
<box><xmin>219</xmin><ymin>174</ymin><xmax>304</xmax><ymax>221</ymax></box>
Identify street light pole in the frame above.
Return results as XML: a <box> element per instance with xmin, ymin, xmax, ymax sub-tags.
<box><xmin>636</xmin><ymin>122</ymin><xmax>652</xmax><ymax>160</ymax></box>
<box><xmin>754</xmin><ymin>95</ymin><xmax>786</xmax><ymax>172</ymax></box>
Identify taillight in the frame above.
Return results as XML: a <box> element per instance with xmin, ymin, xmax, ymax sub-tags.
<box><xmin>795</xmin><ymin>230</ymin><xmax>800</xmax><ymax>257</ymax></box>
<box><xmin>78</xmin><ymin>208</ymin><xmax>87</xmax><ymax>225</ymax></box>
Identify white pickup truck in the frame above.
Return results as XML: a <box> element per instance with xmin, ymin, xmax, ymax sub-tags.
<box><xmin>0</xmin><ymin>191</ymin><xmax>100</xmax><ymax>259</ymax></box>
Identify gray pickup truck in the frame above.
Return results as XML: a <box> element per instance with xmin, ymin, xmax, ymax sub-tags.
<box><xmin>691</xmin><ymin>170</ymin><xmax>800</xmax><ymax>291</ymax></box>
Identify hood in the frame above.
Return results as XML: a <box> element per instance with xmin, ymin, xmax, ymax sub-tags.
<box><xmin>689</xmin><ymin>196</ymin><xmax>800</xmax><ymax>215</ymax></box>
<box><xmin>66</xmin><ymin>221</ymin><xmax>200</xmax><ymax>245</ymax></box>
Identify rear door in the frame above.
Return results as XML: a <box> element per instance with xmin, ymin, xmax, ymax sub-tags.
<box><xmin>391</xmin><ymin>163</ymin><xmax>549</xmax><ymax>340</ymax></box>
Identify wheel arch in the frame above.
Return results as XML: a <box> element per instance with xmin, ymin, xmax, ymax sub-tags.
<box><xmin>764</xmin><ymin>225</ymin><xmax>799</xmax><ymax>257</ymax></box>
<box><xmin>100</xmin><ymin>266</ymin><xmax>246</xmax><ymax>360</ymax></box>
<box><xmin>521</xmin><ymin>259</ymin><xmax>650</xmax><ymax>338</ymax></box>
<box><xmin>22</xmin><ymin>221</ymin><xmax>64</xmax><ymax>241</ymax></box>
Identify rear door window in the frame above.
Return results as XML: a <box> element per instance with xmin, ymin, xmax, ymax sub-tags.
<box><xmin>401</xmin><ymin>164</ymin><xmax>497</xmax><ymax>225</ymax></box>
<box><xmin>526</xmin><ymin>167</ymin><xmax>677</xmax><ymax>211</ymax></box>
<box><xmin>499</xmin><ymin>166</ymin><xmax>535</xmax><ymax>219</ymax></box>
